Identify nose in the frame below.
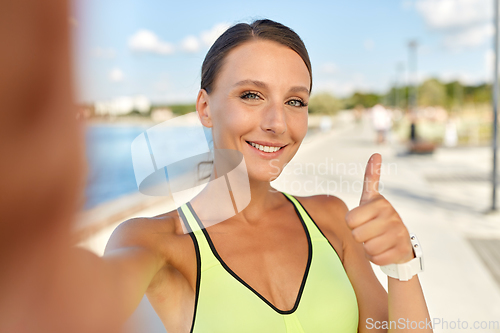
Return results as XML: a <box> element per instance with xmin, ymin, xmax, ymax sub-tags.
<box><xmin>261</xmin><ymin>100</ymin><xmax>286</xmax><ymax>135</ymax></box>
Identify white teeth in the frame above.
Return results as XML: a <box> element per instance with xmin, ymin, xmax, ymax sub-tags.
<box><xmin>248</xmin><ymin>141</ymin><xmax>282</xmax><ymax>153</ymax></box>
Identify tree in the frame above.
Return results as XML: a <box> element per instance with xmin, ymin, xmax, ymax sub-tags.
<box><xmin>344</xmin><ymin>92</ymin><xmax>381</xmax><ymax>109</ymax></box>
<box><xmin>308</xmin><ymin>93</ymin><xmax>342</xmax><ymax>115</ymax></box>
<box><xmin>418</xmin><ymin>78</ymin><xmax>446</xmax><ymax>107</ymax></box>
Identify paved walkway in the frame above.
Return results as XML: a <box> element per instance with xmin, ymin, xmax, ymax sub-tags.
<box><xmin>273</xmin><ymin>117</ymin><xmax>500</xmax><ymax>332</ymax></box>
<box><xmin>81</xmin><ymin>116</ymin><xmax>500</xmax><ymax>333</ymax></box>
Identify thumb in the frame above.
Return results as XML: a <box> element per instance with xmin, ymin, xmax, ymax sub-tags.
<box><xmin>359</xmin><ymin>153</ymin><xmax>382</xmax><ymax>205</ymax></box>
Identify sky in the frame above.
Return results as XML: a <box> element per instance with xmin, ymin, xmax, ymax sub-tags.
<box><xmin>72</xmin><ymin>0</ymin><xmax>495</xmax><ymax>104</ymax></box>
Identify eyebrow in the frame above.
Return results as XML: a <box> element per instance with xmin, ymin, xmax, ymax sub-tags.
<box><xmin>233</xmin><ymin>79</ymin><xmax>310</xmax><ymax>95</ymax></box>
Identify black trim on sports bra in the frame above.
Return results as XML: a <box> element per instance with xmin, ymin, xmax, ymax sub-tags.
<box><xmin>177</xmin><ymin>207</ymin><xmax>201</xmax><ymax>333</ymax></box>
<box><xmin>185</xmin><ymin>196</ymin><xmax>313</xmax><ymax>315</ymax></box>
<box><xmin>290</xmin><ymin>195</ymin><xmax>344</xmax><ymax>265</ymax></box>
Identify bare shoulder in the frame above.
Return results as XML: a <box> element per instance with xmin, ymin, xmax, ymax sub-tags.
<box><xmin>293</xmin><ymin>194</ymin><xmax>349</xmax><ymax>229</ymax></box>
<box><xmin>292</xmin><ymin>194</ymin><xmax>351</xmax><ymax>262</ymax></box>
<box><xmin>105</xmin><ymin>208</ymin><xmax>188</xmax><ymax>261</ymax></box>
<box><xmin>297</xmin><ymin>194</ymin><xmax>349</xmax><ymax>215</ymax></box>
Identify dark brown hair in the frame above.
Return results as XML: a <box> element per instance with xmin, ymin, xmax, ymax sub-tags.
<box><xmin>201</xmin><ymin>19</ymin><xmax>312</xmax><ymax>95</ymax></box>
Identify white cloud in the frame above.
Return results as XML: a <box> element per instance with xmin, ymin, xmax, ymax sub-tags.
<box><xmin>414</xmin><ymin>0</ymin><xmax>493</xmax><ymax>49</ymax></box>
<box><xmin>320</xmin><ymin>62</ymin><xmax>338</xmax><ymax>74</ymax></box>
<box><xmin>127</xmin><ymin>23</ymin><xmax>230</xmax><ymax>56</ymax></box>
<box><xmin>364</xmin><ymin>39</ymin><xmax>375</xmax><ymax>50</ymax></box>
<box><xmin>92</xmin><ymin>47</ymin><xmax>116</xmax><ymax>59</ymax></box>
<box><xmin>415</xmin><ymin>0</ymin><xmax>490</xmax><ymax>30</ymax></box>
<box><xmin>200</xmin><ymin>23</ymin><xmax>231</xmax><ymax>47</ymax></box>
<box><xmin>109</xmin><ymin>68</ymin><xmax>124</xmax><ymax>82</ymax></box>
<box><xmin>443</xmin><ymin>24</ymin><xmax>494</xmax><ymax>49</ymax></box>
<box><xmin>181</xmin><ymin>35</ymin><xmax>201</xmax><ymax>53</ymax></box>
<box><xmin>128</xmin><ymin>29</ymin><xmax>175</xmax><ymax>55</ymax></box>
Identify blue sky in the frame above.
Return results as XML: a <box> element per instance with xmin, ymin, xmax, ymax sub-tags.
<box><xmin>72</xmin><ymin>0</ymin><xmax>494</xmax><ymax>104</ymax></box>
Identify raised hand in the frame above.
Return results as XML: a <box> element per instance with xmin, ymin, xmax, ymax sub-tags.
<box><xmin>345</xmin><ymin>153</ymin><xmax>414</xmax><ymax>266</ymax></box>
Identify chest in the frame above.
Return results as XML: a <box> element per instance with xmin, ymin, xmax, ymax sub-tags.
<box><xmin>208</xmin><ymin>219</ymin><xmax>309</xmax><ymax>293</ymax></box>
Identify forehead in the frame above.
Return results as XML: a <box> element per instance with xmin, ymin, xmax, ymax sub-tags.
<box><xmin>214</xmin><ymin>39</ymin><xmax>311</xmax><ymax>93</ymax></box>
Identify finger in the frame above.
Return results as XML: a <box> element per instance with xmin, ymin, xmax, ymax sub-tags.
<box><xmin>350</xmin><ymin>216</ymin><xmax>392</xmax><ymax>244</ymax></box>
<box><xmin>367</xmin><ymin>244</ymin><xmax>414</xmax><ymax>267</ymax></box>
<box><xmin>359</xmin><ymin>153</ymin><xmax>382</xmax><ymax>205</ymax></box>
<box><xmin>345</xmin><ymin>196</ymin><xmax>385</xmax><ymax>230</ymax></box>
<box><xmin>362</xmin><ymin>233</ymin><xmax>399</xmax><ymax>257</ymax></box>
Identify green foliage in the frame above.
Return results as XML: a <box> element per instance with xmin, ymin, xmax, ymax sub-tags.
<box><xmin>343</xmin><ymin>92</ymin><xmax>380</xmax><ymax>109</ymax></box>
<box><xmin>463</xmin><ymin>83</ymin><xmax>491</xmax><ymax>104</ymax></box>
<box><xmin>377</xmin><ymin>78</ymin><xmax>491</xmax><ymax>110</ymax></box>
<box><xmin>382</xmin><ymin>86</ymin><xmax>408</xmax><ymax>110</ymax></box>
<box><xmin>152</xmin><ymin>103</ymin><xmax>196</xmax><ymax>115</ymax></box>
<box><xmin>418</xmin><ymin>78</ymin><xmax>446</xmax><ymax>107</ymax></box>
<box><xmin>308</xmin><ymin>93</ymin><xmax>342</xmax><ymax>115</ymax></box>
<box><xmin>170</xmin><ymin>104</ymin><xmax>196</xmax><ymax>115</ymax></box>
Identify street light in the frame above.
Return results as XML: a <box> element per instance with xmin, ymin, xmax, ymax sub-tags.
<box><xmin>396</xmin><ymin>62</ymin><xmax>404</xmax><ymax>110</ymax></box>
<box><xmin>491</xmin><ymin>0</ymin><xmax>499</xmax><ymax>211</ymax></box>
<box><xmin>408</xmin><ymin>40</ymin><xmax>418</xmax><ymax>114</ymax></box>
<box><xmin>408</xmin><ymin>40</ymin><xmax>418</xmax><ymax>144</ymax></box>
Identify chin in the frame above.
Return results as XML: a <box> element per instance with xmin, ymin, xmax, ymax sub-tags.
<box><xmin>246</xmin><ymin>166</ymin><xmax>283</xmax><ymax>183</ymax></box>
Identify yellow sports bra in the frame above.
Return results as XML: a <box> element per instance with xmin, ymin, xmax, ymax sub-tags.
<box><xmin>178</xmin><ymin>191</ymin><xmax>359</xmax><ymax>333</ymax></box>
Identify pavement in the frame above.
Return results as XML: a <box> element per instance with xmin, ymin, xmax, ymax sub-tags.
<box><xmin>80</xmin><ymin>115</ymin><xmax>500</xmax><ymax>333</ymax></box>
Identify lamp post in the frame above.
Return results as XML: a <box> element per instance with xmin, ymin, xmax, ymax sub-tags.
<box><xmin>408</xmin><ymin>40</ymin><xmax>418</xmax><ymax>114</ymax></box>
<box><xmin>491</xmin><ymin>0</ymin><xmax>499</xmax><ymax>211</ymax></box>
<box><xmin>395</xmin><ymin>62</ymin><xmax>404</xmax><ymax>110</ymax></box>
<box><xmin>408</xmin><ymin>40</ymin><xmax>418</xmax><ymax>144</ymax></box>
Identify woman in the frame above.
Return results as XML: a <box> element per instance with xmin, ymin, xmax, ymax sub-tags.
<box><xmin>106</xmin><ymin>19</ymin><xmax>432</xmax><ymax>333</ymax></box>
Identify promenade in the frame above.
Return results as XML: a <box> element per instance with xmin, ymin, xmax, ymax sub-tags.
<box><xmin>79</xmin><ymin>115</ymin><xmax>500</xmax><ymax>333</ymax></box>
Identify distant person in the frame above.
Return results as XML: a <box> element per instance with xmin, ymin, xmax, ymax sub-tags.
<box><xmin>444</xmin><ymin>118</ymin><xmax>458</xmax><ymax>147</ymax></box>
<box><xmin>371</xmin><ymin>104</ymin><xmax>392</xmax><ymax>144</ymax></box>
<box><xmin>409</xmin><ymin>112</ymin><xmax>418</xmax><ymax>143</ymax></box>
<box><xmin>319</xmin><ymin>115</ymin><xmax>333</xmax><ymax>132</ymax></box>
<box><xmin>353</xmin><ymin>104</ymin><xmax>364</xmax><ymax>123</ymax></box>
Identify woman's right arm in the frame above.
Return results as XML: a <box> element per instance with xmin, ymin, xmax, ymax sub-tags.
<box><xmin>99</xmin><ymin>217</ymin><xmax>170</xmax><ymax>321</ymax></box>
<box><xmin>41</xmin><ymin>217</ymin><xmax>168</xmax><ymax>333</ymax></box>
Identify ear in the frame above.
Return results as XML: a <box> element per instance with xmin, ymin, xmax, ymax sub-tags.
<box><xmin>196</xmin><ymin>89</ymin><xmax>212</xmax><ymax>128</ymax></box>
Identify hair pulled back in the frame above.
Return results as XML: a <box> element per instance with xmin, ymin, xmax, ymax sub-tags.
<box><xmin>201</xmin><ymin>19</ymin><xmax>312</xmax><ymax>95</ymax></box>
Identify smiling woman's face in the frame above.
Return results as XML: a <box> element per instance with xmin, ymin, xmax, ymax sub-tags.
<box><xmin>197</xmin><ymin>39</ymin><xmax>311</xmax><ymax>182</ymax></box>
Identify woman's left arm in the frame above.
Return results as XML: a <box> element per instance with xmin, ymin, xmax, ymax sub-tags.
<box><xmin>344</xmin><ymin>153</ymin><xmax>433</xmax><ymax>333</ymax></box>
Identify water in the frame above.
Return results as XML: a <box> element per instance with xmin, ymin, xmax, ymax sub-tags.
<box><xmin>84</xmin><ymin>124</ymin><xmax>147</xmax><ymax>210</ymax></box>
<box><xmin>84</xmin><ymin>123</ymin><xmax>212</xmax><ymax>210</ymax></box>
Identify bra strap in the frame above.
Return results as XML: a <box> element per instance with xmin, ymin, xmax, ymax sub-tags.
<box><xmin>281</xmin><ymin>192</ymin><xmax>324</xmax><ymax>242</ymax></box>
<box><xmin>178</xmin><ymin>202</ymin><xmax>220</xmax><ymax>271</ymax></box>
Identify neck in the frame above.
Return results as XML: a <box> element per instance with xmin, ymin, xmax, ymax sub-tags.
<box><xmin>190</xmin><ymin>162</ymin><xmax>283</xmax><ymax>228</ymax></box>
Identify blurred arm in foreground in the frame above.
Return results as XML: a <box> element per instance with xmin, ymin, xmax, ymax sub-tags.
<box><xmin>0</xmin><ymin>1</ymin><xmax>160</xmax><ymax>332</ymax></box>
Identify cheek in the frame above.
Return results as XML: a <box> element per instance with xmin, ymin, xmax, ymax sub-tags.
<box><xmin>290</xmin><ymin>112</ymin><xmax>309</xmax><ymax>141</ymax></box>
<box><xmin>214</xmin><ymin>103</ymin><xmax>253</xmax><ymax>134</ymax></box>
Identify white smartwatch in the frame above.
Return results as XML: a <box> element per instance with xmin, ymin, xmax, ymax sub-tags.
<box><xmin>380</xmin><ymin>233</ymin><xmax>423</xmax><ymax>281</ymax></box>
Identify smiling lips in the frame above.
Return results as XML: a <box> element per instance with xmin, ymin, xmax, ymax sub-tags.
<box><xmin>245</xmin><ymin>140</ymin><xmax>287</xmax><ymax>153</ymax></box>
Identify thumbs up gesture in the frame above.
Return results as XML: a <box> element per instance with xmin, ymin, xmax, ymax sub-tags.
<box><xmin>345</xmin><ymin>153</ymin><xmax>414</xmax><ymax>266</ymax></box>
